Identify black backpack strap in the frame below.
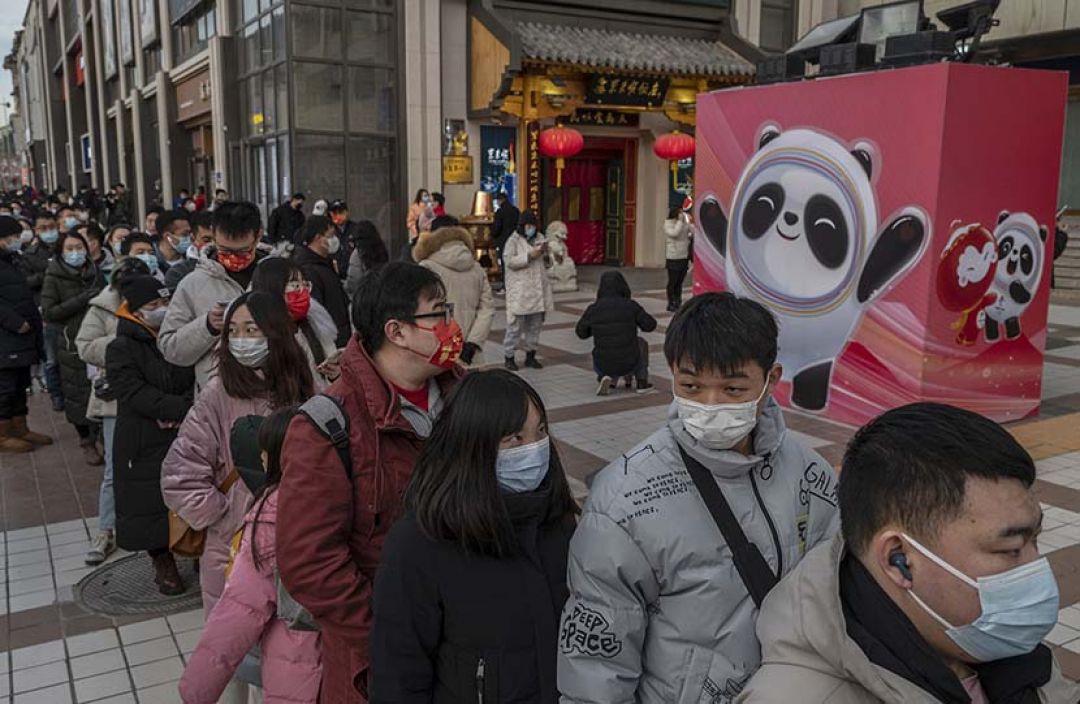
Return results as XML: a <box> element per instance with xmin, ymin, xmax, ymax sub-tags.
<box><xmin>677</xmin><ymin>445</ymin><xmax>779</xmax><ymax>608</ymax></box>
<box><xmin>299</xmin><ymin>394</ymin><xmax>352</xmax><ymax>478</ymax></box>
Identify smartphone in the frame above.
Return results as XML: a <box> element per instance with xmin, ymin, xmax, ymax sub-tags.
<box><xmin>1057</xmin><ymin>205</ymin><xmax>1069</xmax><ymax>218</ymax></box>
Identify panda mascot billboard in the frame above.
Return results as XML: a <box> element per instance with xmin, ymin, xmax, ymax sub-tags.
<box><xmin>693</xmin><ymin>63</ymin><xmax>1067</xmax><ymax>425</ymax></box>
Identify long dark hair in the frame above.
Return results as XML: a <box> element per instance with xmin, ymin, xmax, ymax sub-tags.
<box><xmin>250</xmin><ymin>257</ymin><xmax>326</xmax><ymax>365</ymax></box>
<box><xmin>250</xmin><ymin>405</ymin><xmax>300</xmax><ymax>571</ymax></box>
<box><xmin>217</xmin><ymin>291</ymin><xmax>314</xmax><ymax>407</ymax></box>
<box><xmin>413</xmin><ymin>188</ymin><xmax>429</xmax><ymax>205</ymax></box>
<box><xmin>406</xmin><ymin>369</ymin><xmax>579</xmax><ymax>558</ymax></box>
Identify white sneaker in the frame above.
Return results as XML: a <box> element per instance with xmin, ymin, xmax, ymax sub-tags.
<box><xmin>596</xmin><ymin>376</ymin><xmax>613</xmax><ymax>396</ymax></box>
<box><xmin>85</xmin><ymin>530</ymin><xmax>116</xmax><ymax>566</ymax></box>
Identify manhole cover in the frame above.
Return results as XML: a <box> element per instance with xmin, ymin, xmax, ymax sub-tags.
<box><xmin>75</xmin><ymin>554</ymin><xmax>202</xmax><ymax>616</ymax></box>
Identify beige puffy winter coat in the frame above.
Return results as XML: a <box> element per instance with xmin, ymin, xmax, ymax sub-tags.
<box><xmin>664</xmin><ymin>217</ymin><xmax>691</xmax><ymax>260</ymax></box>
<box><xmin>737</xmin><ymin>535</ymin><xmax>1080</xmax><ymax>703</ymax></box>
<box><xmin>413</xmin><ymin>227</ymin><xmax>495</xmax><ymax>362</ymax></box>
<box><xmin>503</xmin><ymin>231</ymin><xmax>554</xmax><ymax>318</ymax></box>
<box><xmin>75</xmin><ymin>287</ymin><xmax>120</xmax><ymax>420</ymax></box>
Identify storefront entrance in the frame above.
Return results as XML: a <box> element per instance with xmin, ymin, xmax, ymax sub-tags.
<box><xmin>543</xmin><ymin>137</ymin><xmax>637</xmax><ymax>265</ymax></box>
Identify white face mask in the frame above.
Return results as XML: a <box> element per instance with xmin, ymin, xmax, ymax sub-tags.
<box><xmin>674</xmin><ymin>376</ymin><xmax>772</xmax><ymax>450</ymax></box>
<box><xmin>326</xmin><ymin>235</ymin><xmax>341</xmax><ymax>255</ymax></box>
<box><xmin>229</xmin><ymin>337</ymin><xmax>270</xmax><ymax>368</ymax></box>
<box><xmin>140</xmin><ymin>307</ymin><xmax>168</xmax><ymax>329</ymax></box>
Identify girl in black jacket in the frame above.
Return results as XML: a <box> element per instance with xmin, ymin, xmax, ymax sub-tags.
<box><xmin>371</xmin><ymin>370</ymin><xmax>579</xmax><ymax>704</ymax></box>
<box><xmin>575</xmin><ymin>270</ymin><xmax>658</xmax><ymax>396</ymax></box>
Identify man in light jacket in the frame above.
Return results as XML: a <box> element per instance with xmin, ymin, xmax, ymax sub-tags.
<box><xmin>738</xmin><ymin>403</ymin><xmax>1079</xmax><ymax>704</ymax></box>
<box><xmin>558</xmin><ymin>293</ymin><xmax>839</xmax><ymax>704</ymax></box>
<box><xmin>158</xmin><ymin>201</ymin><xmax>264</xmax><ymax>390</ymax></box>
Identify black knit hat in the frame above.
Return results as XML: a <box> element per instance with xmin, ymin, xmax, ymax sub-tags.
<box><xmin>118</xmin><ymin>275</ymin><xmax>170</xmax><ymax>311</ymax></box>
<box><xmin>0</xmin><ymin>215</ymin><xmax>21</xmax><ymax>239</ymax></box>
<box><xmin>518</xmin><ymin>209</ymin><xmax>538</xmax><ymax>229</ymax></box>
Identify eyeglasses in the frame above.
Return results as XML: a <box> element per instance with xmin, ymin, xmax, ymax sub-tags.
<box><xmin>413</xmin><ymin>303</ymin><xmax>455</xmax><ymax>325</ymax></box>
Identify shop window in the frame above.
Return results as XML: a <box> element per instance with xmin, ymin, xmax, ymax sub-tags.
<box><xmin>348</xmin><ymin>67</ymin><xmax>395</xmax><ymax>134</ymax></box>
<box><xmin>344</xmin><ymin>0</ymin><xmax>394</xmax><ymax>9</ymax></box>
<box><xmin>347</xmin><ymin>11</ymin><xmax>394</xmax><ymax>65</ymax></box>
<box><xmin>242</xmin><ymin>23</ymin><xmax>258</xmax><ymax>74</ymax></box>
<box><xmin>247</xmin><ymin>76</ymin><xmax>263</xmax><ymax>136</ymax></box>
<box><xmin>293</xmin><ymin>62</ymin><xmax>343</xmax><ymax>131</ymax></box>
<box><xmin>172</xmin><ymin>3</ymin><xmax>217</xmax><ymax>65</ymax></box>
<box><xmin>295</xmin><ymin>133</ymin><xmax>346</xmax><ymax>204</ymax></box>
<box><xmin>271</xmin><ymin>7</ymin><xmax>285</xmax><ymax>64</ymax></box>
<box><xmin>291</xmin><ymin>5</ymin><xmax>342</xmax><ymax>61</ymax></box>
<box><xmin>262</xmin><ymin>70</ymin><xmax>276</xmax><ymax>131</ymax></box>
<box><xmin>759</xmin><ymin>0</ymin><xmax>797</xmax><ymax>52</ymax></box>
<box><xmin>242</xmin><ymin>0</ymin><xmax>258</xmax><ymax>25</ymax></box>
<box><xmin>259</xmin><ymin>14</ymin><xmax>272</xmax><ymax>68</ymax></box>
<box><xmin>588</xmin><ymin>187</ymin><xmax>605</xmax><ymax>221</ymax></box>
<box><xmin>567</xmin><ymin>187</ymin><xmax>581</xmax><ymax>222</ymax></box>
<box><xmin>275</xmin><ymin>63</ymin><xmax>289</xmax><ymax>132</ymax></box>
<box><xmin>347</xmin><ymin>136</ymin><xmax>394</xmax><ymax>236</ymax></box>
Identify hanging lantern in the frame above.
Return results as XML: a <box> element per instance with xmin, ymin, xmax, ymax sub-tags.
<box><xmin>654</xmin><ymin>131</ymin><xmax>696</xmax><ymax>190</ymax></box>
<box><xmin>538</xmin><ymin>124</ymin><xmax>585</xmax><ymax>188</ymax></box>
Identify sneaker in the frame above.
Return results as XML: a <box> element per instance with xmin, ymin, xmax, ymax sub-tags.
<box><xmin>635</xmin><ymin>380</ymin><xmax>655</xmax><ymax>394</ymax></box>
<box><xmin>596</xmin><ymin>376</ymin><xmax>613</xmax><ymax>396</ymax></box>
<box><xmin>85</xmin><ymin>531</ymin><xmax>115</xmax><ymax>566</ymax></box>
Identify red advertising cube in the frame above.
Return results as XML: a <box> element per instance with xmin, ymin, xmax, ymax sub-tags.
<box><xmin>693</xmin><ymin>63</ymin><xmax>1068</xmax><ymax>425</ymax></box>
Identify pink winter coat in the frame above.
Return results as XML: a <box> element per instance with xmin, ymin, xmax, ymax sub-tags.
<box><xmin>161</xmin><ymin>376</ymin><xmax>272</xmax><ymax>615</ymax></box>
<box><xmin>179</xmin><ymin>491</ymin><xmax>322</xmax><ymax>703</ymax></box>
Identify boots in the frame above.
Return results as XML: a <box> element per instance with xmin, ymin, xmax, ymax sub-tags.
<box><xmin>12</xmin><ymin>416</ymin><xmax>53</xmax><ymax>446</ymax></box>
<box><xmin>0</xmin><ymin>419</ymin><xmax>33</xmax><ymax>453</ymax></box>
<box><xmin>150</xmin><ymin>551</ymin><xmax>185</xmax><ymax>596</ymax></box>
<box><xmin>80</xmin><ymin>437</ymin><xmax>104</xmax><ymax>466</ymax></box>
<box><xmin>524</xmin><ymin>351</ymin><xmax>543</xmax><ymax>369</ymax></box>
<box><xmin>505</xmin><ymin>356</ymin><xmax>519</xmax><ymax>372</ymax></box>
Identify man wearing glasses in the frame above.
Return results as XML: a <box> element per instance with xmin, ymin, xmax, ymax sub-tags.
<box><xmin>158</xmin><ymin>201</ymin><xmax>266</xmax><ymax>390</ymax></box>
<box><xmin>278</xmin><ymin>261</ymin><xmax>464</xmax><ymax>703</ymax></box>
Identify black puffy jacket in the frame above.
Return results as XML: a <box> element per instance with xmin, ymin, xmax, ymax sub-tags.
<box><xmin>107</xmin><ymin>318</ymin><xmax>194</xmax><ymax>551</ymax></box>
<box><xmin>19</xmin><ymin>240</ymin><xmax>53</xmax><ymax>304</ymax></box>
<box><xmin>371</xmin><ymin>489</ymin><xmax>574</xmax><ymax>704</ymax></box>
<box><xmin>0</xmin><ymin>248</ymin><xmax>44</xmax><ymax>369</ymax></box>
<box><xmin>575</xmin><ymin>272</ymin><xmax>657</xmax><ymax>378</ymax></box>
<box><xmin>293</xmin><ymin>245</ymin><xmax>351</xmax><ymax>348</ymax></box>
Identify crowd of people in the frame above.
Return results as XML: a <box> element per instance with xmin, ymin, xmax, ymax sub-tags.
<box><xmin>0</xmin><ymin>182</ymin><xmax>1075</xmax><ymax>704</ymax></box>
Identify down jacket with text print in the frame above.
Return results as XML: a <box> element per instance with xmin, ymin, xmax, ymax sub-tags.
<box><xmin>557</xmin><ymin>400</ymin><xmax>840</xmax><ymax>704</ymax></box>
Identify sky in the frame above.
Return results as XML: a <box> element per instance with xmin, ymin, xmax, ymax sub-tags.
<box><xmin>0</xmin><ymin>1</ymin><xmax>27</xmax><ymax>125</ymax></box>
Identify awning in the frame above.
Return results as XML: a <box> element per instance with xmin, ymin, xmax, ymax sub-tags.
<box><xmin>516</xmin><ymin>21</ymin><xmax>755</xmax><ymax>77</ymax></box>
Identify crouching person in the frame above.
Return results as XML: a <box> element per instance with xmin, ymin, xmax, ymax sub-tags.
<box><xmin>558</xmin><ymin>293</ymin><xmax>839</xmax><ymax>703</ymax></box>
<box><xmin>738</xmin><ymin>403</ymin><xmax>1080</xmax><ymax>703</ymax></box>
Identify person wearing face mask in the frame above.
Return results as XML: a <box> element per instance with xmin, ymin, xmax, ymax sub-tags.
<box><xmin>503</xmin><ymin>209</ymin><xmax>553</xmax><ymax>371</ymax></box>
<box><xmin>106</xmin><ymin>275</ymin><xmax>195</xmax><ymax>595</ymax></box>
<box><xmin>277</xmin><ymin>262</ymin><xmax>464</xmax><ymax>704</ymax></box>
<box><xmin>159</xmin><ymin>201</ymin><xmax>267</xmax><ymax>391</ymax></box>
<box><xmin>371</xmin><ymin>369</ymin><xmax>578</xmax><ymax>703</ymax></box>
<box><xmin>154</xmin><ymin>210</ymin><xmax>193</xmax><ymax>274</ymax></box>
<box><xmin>0</xmin><ymin>215</ymin><xmax>52</xmax><ymax>453</ymax></box>
<box><xmin>267</xmin><ymin>192</ymin><xmax>306</xmax><ymax>246</ymax></box>
<box><xmin>58</xmin><ymin>207</ymin><xmax>80</xmax><ymax>233</ymax></box>
<box><xmin>558</xmin><ymin>292</ymin><xmax>839</xmax><ymax>704</ymax></box>
<box><xmin>739</xmin><ymin>403</ymin><xmax>1079</xmax><ymax>704</ymax></box>
<box><xmin>251</xmin><ymin>257</ymin><xmax>339</xmax><ymax>390</ymax></box>
<box><xmin>76</xmin><ymin>257</ymin><xmax>152</xmax><ymax>565</ymax></box>
<box><xmin>22</xmin><ymin>213</ymin><xmax>60</xmax><ymax>305</ymax></box>
<box><xmin>105</xmin><ymin>224</ymin><xmax>132</xmax><ymax>259</ymax></box>
<box><xmin>164</xmin><ymin>210</ymin><xmax>210</xmax><ymax>293</ymax></box>
<box><xmin>41</xmin><ymin>231</ymin><xmax>106</xmax><ymax>465</ymax></box>
<box><xmin>406</xmin><ymin>188</ymin><xmax>433</xmax><ymax>241</ymax></box>
<box><xmin>80</xmin><ymin>222</ymin><xmax>115</xmax><ymax>282</ymax></box>
<box><xmin>162</xmin><ymin>291</ymin><xmax>314</xmax><ymax>618</ymax></box>
<box><xmin>292</xmin><ymin>215</ymin><xmax>351</xmax><ymax>348</ymax></box>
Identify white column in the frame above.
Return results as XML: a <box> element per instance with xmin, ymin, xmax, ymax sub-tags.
<box><xmin>404</xmin><ymin>0</ymin><xmax>442</xmax><ymax>197</ymax></box>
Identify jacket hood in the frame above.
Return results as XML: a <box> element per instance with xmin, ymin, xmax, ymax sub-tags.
<box><xmin>305</xmin><ymin>297</ymin><xmax>339</xmax><ymax>348</ymax></box>
<box><xmin>667</xmin><ymin>396</ymin><xmax>787</xmax><ymax>479</ymax></box>
<box><xmin>597</xmin><ymin>271</ymin><xmax>631</xmax><ymax>299</ymax></box>
<box><xmin>89</xmin><ymin>286</ymin><xmax>121</xmax><ymax>313</ymax></box>
<box><xmin>411</xmin><ymin>226</ymin><xmax>474</xmax><ymax>265</ymax></box>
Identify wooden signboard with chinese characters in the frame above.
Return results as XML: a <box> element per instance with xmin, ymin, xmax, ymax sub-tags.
<box><xmin>442</xmin><ymin>156</ymin><xmax>474</xmax><ymax>184</ymax></box>
<box><xmin>568</xmin><ymin>109</ymin><xmax>640</xmax><ymax>127</ymax></box>
<box><xmin>586</xmin><ymin>74</ymin><xmax>670</xmax><ymax>108</ymax></box>
<box><xmin>526</xmin><ymin>121</ymin><xmax>541</xmax><ymax>213</ymax></box>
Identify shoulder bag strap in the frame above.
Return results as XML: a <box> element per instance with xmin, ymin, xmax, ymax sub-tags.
<box><xmin>677</xmin><ymin>445</ymin><xmax>779</xmax><ymax>608</ymax></box>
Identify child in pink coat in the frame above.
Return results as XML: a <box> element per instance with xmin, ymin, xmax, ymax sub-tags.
<box><xmin>179</xmin><ymin>407</ymin><xmax>321</xmax><ymax>703</ymax></box>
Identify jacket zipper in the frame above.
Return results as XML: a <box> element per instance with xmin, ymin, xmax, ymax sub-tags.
<box><xmin>749</xmin><ymin>458</ymin><xmax>783</xmax><ymax>577</ymax></box>
<box><xmin>476</xmin><ymin>657</ymin><xmax>486</xmax><ymax>704</ymax></box>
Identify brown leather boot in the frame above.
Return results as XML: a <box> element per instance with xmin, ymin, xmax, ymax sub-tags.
<box><xmin>80</xmin><ymin>437</ymin><xmax>104</xmax><ymax>466</ymax></box>
<box><xmin>0</xmin><ymin>420</ymin><xmax>33</xmax><ymax>453</ymax></box>
<box><xmin>151</xmin><ymin>551</ymin><xmax>185</xmax><ymax>596</ymax></box>
<box><xmin>12</xmin><ymin>416</ymin><xmax>53</xmax><ymax>446</ymax></box>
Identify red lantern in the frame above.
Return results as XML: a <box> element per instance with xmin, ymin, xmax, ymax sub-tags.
<box><xmin>538</xmin><ymin>125</ymin><xmax>584</xmax><ymax>187</ymax></box>
<box><xmin>654</xmin><ymin>131</ymin><xmax>696</xmax><ymax>189</ymax></box>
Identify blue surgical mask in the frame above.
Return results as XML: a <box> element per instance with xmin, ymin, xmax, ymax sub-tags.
<box><xmin>63</xmin><ymin>216</ymin><xmax>78</xmax><ymax>231</ymax></box>
<box><xmin>902</xmin><ymin>532</ymin><xmax>1059</xmax><ymax>662</ymax></box>
<box><xmin>176</xmin><ymin>236</ymin><xmax>193</xmax><ymax>254</ymax></box>
<box><xmin>63</xmin><ymin>250</ymin><xmax>87</xmax><ymax>268</ymax></box>
<box><xmin>136</xmin><ymin>253</ymin><xmax>160</xmax><ymax>274</ymax></box>
<box><xmin>495</xmin><ymin>437</ymin><xmax>550</xmax><ymax>493</ymax></box>
<box><xmin>5</xmin><ymin>238</ymin><xmax>22</xmax><ymax>253</ymax></box>
<box><xmin>40</xmin><ymin>229</ymin><xmax>59</xmax><ymax>244</ymax></box>
<box><xmin>524</xmin><ymin>225</ymin><xmax>537</xmax><ymax>238</ymax></box>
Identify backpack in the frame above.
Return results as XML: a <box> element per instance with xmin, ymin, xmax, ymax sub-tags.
<box><xmin>276</xmin><ymin>394</ymin><xmax>352</xmax><ymax>631</ymax></box>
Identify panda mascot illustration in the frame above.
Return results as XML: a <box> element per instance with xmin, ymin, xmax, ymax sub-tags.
<box><xmin>983</xmin><ymin>210</ymin><xmax>1047</xmax><ymax>342</ymax></box>
<box><xmin>696</xmin><ymin>125</ymin><xmax>928</xmax><ymax>411</ymax></box>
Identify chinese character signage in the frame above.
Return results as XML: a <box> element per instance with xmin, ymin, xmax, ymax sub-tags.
<box><xmin>586</xmin><ymin>74</ymin><xmax>670</xmax><ymax>108</ymax></box>
<box><xmin>526</xmin><ymin>121</ymin><xmax>541</xmax><ymax>213</ymax></box>
<box><xmin>568</xmin><ymin>109</ymin><xmax>639</xmax><ymax>127</ymax></box>
<box><xmin>480</xmin><ymin>125</ymin><xmax>517</xmax><ymax>204</ymax></box>
<box><xmin>442</xmin><ymin>156</ymin><xmax>474</xmax><ymax>185</ymax></box>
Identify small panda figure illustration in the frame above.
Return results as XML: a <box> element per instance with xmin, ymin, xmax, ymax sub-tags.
<box><xmin>697</xmin><ymin>125</ymin><xmax>928</xmax><ymax>411</ymax></box>
<box><xmin>984</xmin><ymin>210</ymin><xmax>1047</xmax><ymax>342</ymax></box>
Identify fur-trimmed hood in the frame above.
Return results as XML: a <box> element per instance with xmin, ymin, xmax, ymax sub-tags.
<box><xmin>412</xmin><ymin>226</ymin><xmax>476</xmax><ymax>268</ymax></box>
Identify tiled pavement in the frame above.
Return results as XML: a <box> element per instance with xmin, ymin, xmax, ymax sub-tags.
<box><xmin>4</xmin><ymin>269</ymin><xmax>1080</xmax><ymax>701</ymax></box>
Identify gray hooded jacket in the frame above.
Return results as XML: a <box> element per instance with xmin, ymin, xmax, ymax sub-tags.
<box><xmin>558</xmin><ymin>400</ymin><xmax>840</xmax><ymax>704</ymax></box>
